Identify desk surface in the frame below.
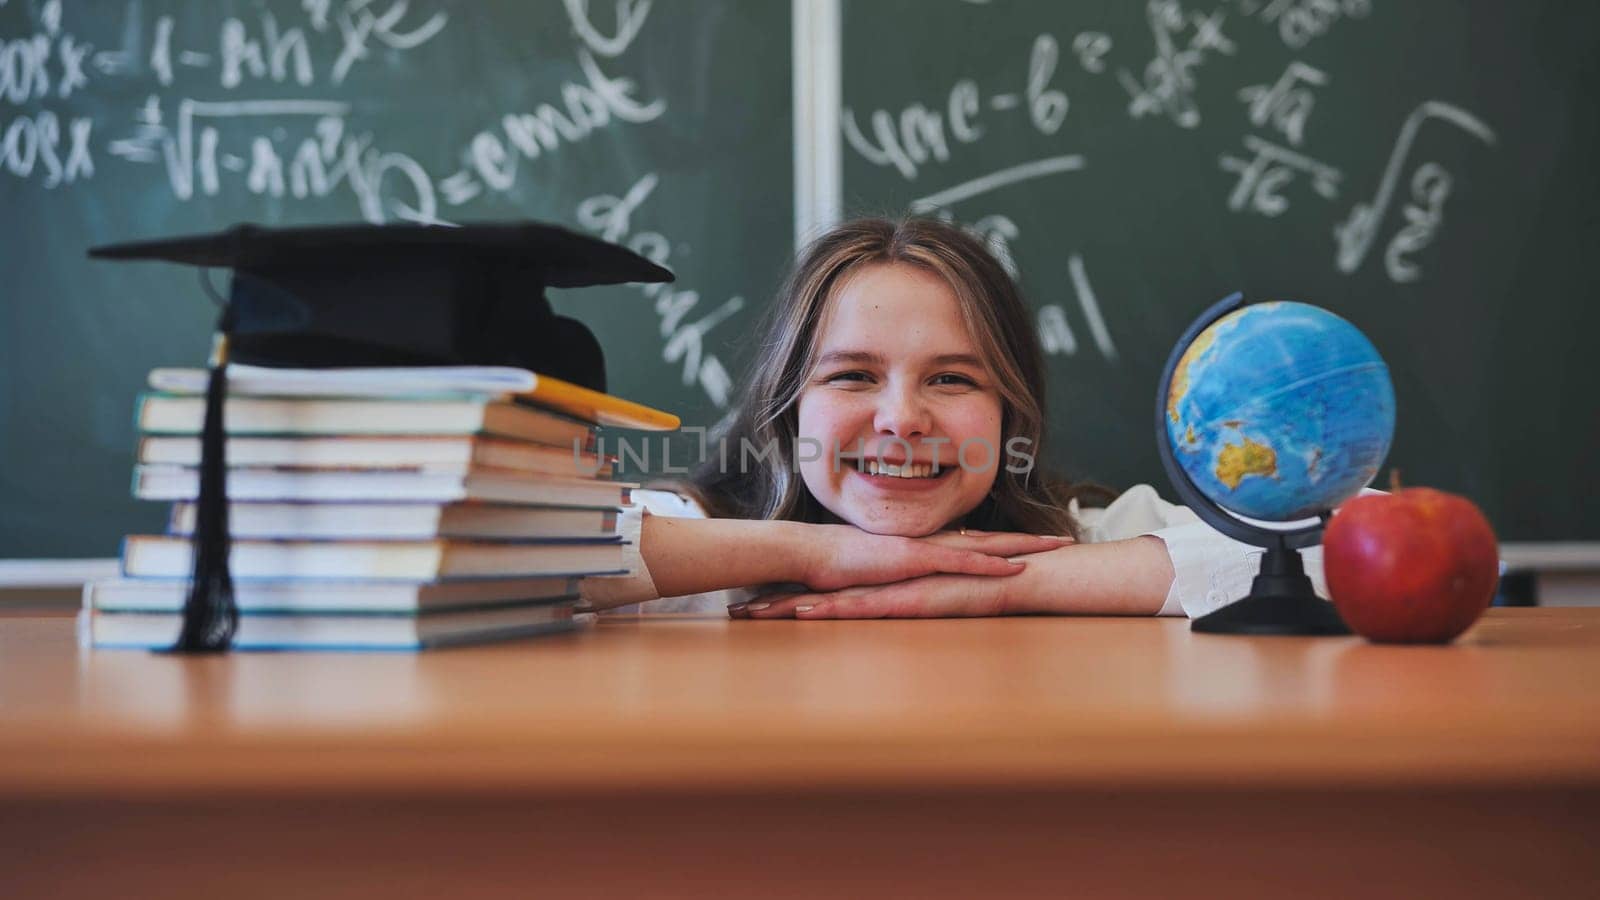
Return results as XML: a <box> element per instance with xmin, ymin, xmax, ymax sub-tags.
<box><xmin>3</xmin><ymin>609</ymin><xmax>1599</xmax><ymax>796</ymax></box>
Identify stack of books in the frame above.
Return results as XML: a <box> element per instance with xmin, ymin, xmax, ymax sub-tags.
<box><xmin>83</xmin><ymin>364</ymin><xmax>669</xmax><ymax>651</ymax></box>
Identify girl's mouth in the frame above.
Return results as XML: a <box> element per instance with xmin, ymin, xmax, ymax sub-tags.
<box><xmin>844</xmin><ymin>457</ymin><xmax>955</xmax><ymax>485</ymax></box>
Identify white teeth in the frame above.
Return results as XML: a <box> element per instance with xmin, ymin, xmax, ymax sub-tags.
<box><xmin>862</xmin><ymin>460</ymin><xmax>938</xmax><ymax>478</ymax></box>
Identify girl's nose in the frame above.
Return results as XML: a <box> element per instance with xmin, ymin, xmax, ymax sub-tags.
<box><xmin>873</xmin><ymin>382</ymin><xmax>931</xmax><ymax>440</ymax></box>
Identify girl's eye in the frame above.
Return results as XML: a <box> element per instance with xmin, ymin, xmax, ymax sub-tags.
<box><xmin>932</xmin><ymin>373</ymin><xmax>977</xmax><ymax>387</ymax></box>
<box><xmin>825</xmin><ymin>371</ymin><xmax>872</xmax><ymax>383</ymax></box>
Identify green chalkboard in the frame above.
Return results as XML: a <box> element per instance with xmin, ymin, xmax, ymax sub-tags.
<box><xmin>839</xmin><ymin>0</ymin><xmax>1600</xmax><ymax>541</ymax></box>
<box><xmin>1</xmin><ymin>0</ymin><xmax>791</xmax><ymax>557</ymax></box>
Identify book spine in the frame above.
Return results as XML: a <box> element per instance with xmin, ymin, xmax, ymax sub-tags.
<box><xmin>132</xmin><ymin>394</ymin><xmax>151</xmax><ymax>434</ymax></box>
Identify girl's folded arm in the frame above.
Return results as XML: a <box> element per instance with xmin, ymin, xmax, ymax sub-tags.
<box><xmin>1072</xmin><ymin>482</ymin><xmax>1279</xmax><ymax>618</ymax></box>
<box><xmin>1070</xmin><ymin>483</ymin><xmax>1366</xmax><ymax>618</ymax></box>
<box><xmin>1001</xmin><ymin>536</ymin><xmax>1174</xmax><ymax>616</ymax></box>
<box><xmin>579</xmin><ymin>508</ymin><xmax>811</xmax><ymax>611</ymax></box>
<box><xmin>579</xmin><ymin>497</ymin><xmax>1073</xmax><ymax>612</ymax></box>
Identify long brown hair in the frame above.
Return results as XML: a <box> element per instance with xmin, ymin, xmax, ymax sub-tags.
<box><xmin>680</xmin><ymin>216</ymin><xmax>1110</xmax><ymax>538</ymax></box>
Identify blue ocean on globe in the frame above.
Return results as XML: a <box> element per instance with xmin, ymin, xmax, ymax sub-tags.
<box><xmin>1165</xmin><ymin>301</ymin><xmax>1395</xmax><ymax>522</ymax></box>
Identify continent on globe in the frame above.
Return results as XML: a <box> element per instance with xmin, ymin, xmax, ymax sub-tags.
<box><xmin>1167</xmin><ymin>326</ymin><xmax>1219</xmax><ymax>426</ymax></box>
<box><xmin>1215</xmin><ymin>436</ymin><xmax>1278</xmax><ymax>490</ymax></box>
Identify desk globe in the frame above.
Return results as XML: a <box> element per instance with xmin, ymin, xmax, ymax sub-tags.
<box><xmin>1157</xmin><ymin>294</ymin><xmax>1395</xmax><ymax>635</ymax></box>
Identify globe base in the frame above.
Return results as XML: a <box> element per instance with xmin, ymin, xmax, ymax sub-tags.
<box><xmin>1191</xmin><ymin>545</ymin><xmax>1351</xmax><ymax>636</ymax></box>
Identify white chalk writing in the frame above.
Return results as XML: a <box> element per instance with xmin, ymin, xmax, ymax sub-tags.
<box><xmin>1236</xmin><ymin>0</ymin><xmax>1372</xmax><ymax>50</ymax></box>
<box><xmin>577</xmin><ymin>174</ymin><xmax>743</xmax><ymax>407</ymax></box>
<box><xmin>451</xmin><ymin>49</ymin><xmax>664</xmax><ymax>201</ymax></box>
<box><xmin>968</xmin><ymin>214</ymin><xmax>1020</xmax><ymax>279</ymax></box>
<box><xmin>116</xmin><ymin>97</ymin><xmax>442</xmax><ymax>225</ymax></box>
<box><xmin>1039</xmin><ymin>254</ymin><xmax>1117</xmax><ymax>361</ymax></box>
<box><xmin>1071</xmin><ymin>32</ymin><xmax>1112</xmax><ymax>74</ymax></box>
<box><xmin>1037</xmin><ymin>304</ymin><xmax>1078</xmax><ymax>356</ymax></box>
<box><xmin>1237</xmin><ymin>60</ymin><xmax>1326</xmax><ymax>146</ymax></box>
<box><xmin>1219</xmin><ymin>135</ymin><xmax>1342</xmax><ymax>216</ymax></box>
<box><xmin>1334</xmin><ymin>101</ymin><xmax>1496</xmax><ymax>282</ymax></box>
<box><xmin>1</xmin><ymin>0</ymin><xmax>94</xmax><ymax>186</ymax></box>
<box><xmin>843</xmin><ymin>32</ymin><xmax>1072</xmax><ymax>181</ymax></box>
<box><xmin>442</xmin><ymin>1</ymin><xmax>664</xmax><ymax>207</ymax></box>
<box><xmin>911</xmin><ymin>155</ymin><xmax>1087</xmax><ymax>212</ymax></box>
<box><xmin>3</xmin><ymin>0</ymin><xmax>729</xmax><ymax>396</ymax></box>
<box><xmin>1027</xmin><ymin>35</ymin><xmax>1068</xmax><ymax>134</ymax></box>
<box><xmin>219</xmin><ymin>13</ymin><xmax>314</xmax><ymax>89</ymax></box>
<box><xmin>1383</xmin><ymin>162</ymin><xmax>1451</xmax><ymax>283</ymax></box>
<box><xmin>1</xmin><ymin>17</ymin><xmax>92</xmax><ymax>104</ymax></box>
<box><xmin>1117</xmin><ymin>1</ymin><xmax>1235</xmax><ymax>129</ymax></box>
<box><xmin>563</xmin><ymin>0</ymin><xmax>653</xmax><ymax>59</ymax></box>
<box><xmin>1</xmin><ymin>108</ymin><xmax>92</xmax><ymax>185</ymax></box>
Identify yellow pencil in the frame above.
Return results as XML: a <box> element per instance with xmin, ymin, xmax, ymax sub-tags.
<box><xmin>519</xmin><ymin>373</ymin><xmax>681</xmax><ymax>431</ymax></box>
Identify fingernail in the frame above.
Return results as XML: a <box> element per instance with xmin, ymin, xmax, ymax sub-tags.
<box><xmin>746</xmin><ymin>601</ymin><xmax>771</xmax><ymax>612</ymax></box>
<box><xmin>795</xmin><ymin>605</ymin><xmax>814</xmax><ymax>614</ymax></box>
<box><xmin>964</xmin><ymin>528</ymin><xmax>988</xmax><ymax>536</ymax></box>
<box><xmin>1008</xmin><ymin>559</ymin><xmax>1026</xmax><ymax>566</ymax></box>
<box><xmin>727</xmin><ymin>602</ymin><xmax>748</xmax><ymax>613</ymax></box>
<box><xmin>1042</xmin><ymin>535</ymin><xmax>1074</xmax><ymax>542</ymax></box>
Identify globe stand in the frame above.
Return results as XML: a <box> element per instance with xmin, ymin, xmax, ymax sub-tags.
<box><xmin>1190</xmin><ymin>541</ymin><xmax>1350</xmax><ymax>635</ymax></box>
<box><xmin>1157</xmin><ymin>293</ymin><xmax>1352</xmax><ymax>637</ymax></box>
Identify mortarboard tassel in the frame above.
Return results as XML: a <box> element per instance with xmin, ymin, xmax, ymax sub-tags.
<box><xmin>165</xmin><ymin>330</ymin><xmax>238</xmax><ymax>653</ymax></box>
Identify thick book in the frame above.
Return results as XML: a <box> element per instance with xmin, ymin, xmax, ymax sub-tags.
<box><xmin>136</xmin><ymin>393</ymin><xmax>594</xmax><ymax>447</ymax></box>
<box><xmin>166</xmin><ymin>502</ymin><xmax>620</xmax><ymax>541</ymax></box>
<box><xmin>137</xmin><ymin>435</ymin><xmax>612</xmax><ymax>478</ymax></box>
<box><xmin>84</xmin><ymin>604</ymin><xmax>582</xmax><ymax>651</ymax></box>
<box><xmin>85</xmin><ymin>575</ymin><xmax>582</xmax><ymax>614</ymax></box>
<box><xmin>121</xmin><ymin>536</ymin><xmax>628</xmax><ymax>580</ymax></box>
<box><xmin>134</xmin><ymin>465</ymin><xmax>633</xmax><ymax>507</ymax></box>
<box><xmin>149</xmin><ymin>364</ymin><xmax>680</xmax><ymax>431</ymax></box>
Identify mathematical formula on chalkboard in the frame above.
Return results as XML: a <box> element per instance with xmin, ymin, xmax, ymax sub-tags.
<box><xmin>1</xmin><ymin>0</ymin><xmax>658</xmax><ymax>223</ymax></box>
<box><xmin>4</xmin><ymin>1</ymin><xmax>1503</xmax><ymax>392</ymax></box>
<box><xmin>836</xmin><ymin>0</ymin><xmax>1499</xmax><ymax>367</ymax></box>
<box><xmin>1</xmin><ymin>0</ymin><xmax>757</xmax><ymax>411</ymax></box>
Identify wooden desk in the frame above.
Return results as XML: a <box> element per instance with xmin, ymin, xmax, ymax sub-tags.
<box><xmin>3</xmin><ymin>610</ymin><xmax>1597</xmax><ymax>898</ymax></box>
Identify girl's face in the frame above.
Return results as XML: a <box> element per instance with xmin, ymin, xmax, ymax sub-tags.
<box><xmin>796</xmin><ymin>262</ymin><xmax>1004</xmax><ymax>536</ymax></box>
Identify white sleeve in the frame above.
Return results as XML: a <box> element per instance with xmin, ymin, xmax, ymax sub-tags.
<box><xmin>578</xmin><ymin>488</ymin><xmax>751</xmax><ymax>615</ymax></box>
<box><xmin>1144</xmin><ymin>521</ymin><xmax>1332</xmax><ymax>619</ymax></box>
<box><xmin>1073</xmin><ymin>483</ymin><xmax>1331</xmax><ymax>619</ymax></box>
<box><xmin>575</xmin><ymin>500</ymin><xmax>659</xmax><ymax>613</ymax></box>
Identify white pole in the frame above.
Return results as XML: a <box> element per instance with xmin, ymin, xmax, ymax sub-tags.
<box><xmin>793</xmin><ymin>0</ymin><xmax>842</xmax><ymax>249</ymax></box>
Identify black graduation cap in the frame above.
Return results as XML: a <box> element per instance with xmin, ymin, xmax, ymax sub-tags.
<box><xmin>90</xmin><ymin>222</ymin><xmax>675</xmax><ymax>653</ymax></box>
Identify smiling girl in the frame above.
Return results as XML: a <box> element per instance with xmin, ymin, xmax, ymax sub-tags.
<box><xmin>580</xmin><ymin>217</ymin><xmax>1328</xmax><ymax>619</ymax></box>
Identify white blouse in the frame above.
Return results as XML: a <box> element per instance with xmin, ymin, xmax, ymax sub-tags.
<box><xmin>580</xmin><ymin>484</ymin><xmax>1331</xmax><ymax>619</ymax></box>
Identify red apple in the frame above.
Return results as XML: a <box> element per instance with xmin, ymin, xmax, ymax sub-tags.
<box><xmin>1323</xmin><ymin>486</ymin><xmax>1500</xmax><ymax>644</ymax></box>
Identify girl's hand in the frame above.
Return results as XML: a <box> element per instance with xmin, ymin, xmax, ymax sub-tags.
<box><xmin>741</xmin><ymin>535</ymin><xmax>1175</xmax><ymax>619</ymax></box>
<box><xmin>732</xmin><ymin>572</ymin><xmax>1010</xmax><ymax>619</ymax></box>
<box><xmin>796</xmin><ymin>525</ymin><xmax>1071</xmax><ymax>593</ymax></box>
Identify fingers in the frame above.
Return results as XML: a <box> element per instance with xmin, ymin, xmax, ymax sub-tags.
<box><xmin>789</xmin><ymin>591</ymin><xmax>903</xmax><ymax>618</ymax></box>
<box><xmin>737</xmin><ymin>589</ymin><xmax>882</xmax><ymax>619</ymax></box>
<box><xmin>936</xmin><ymin>548</ymin><xmax>1030</xmax><ymax>577</ymax></box>
<box><xmin>928</xmin><ymin>532</ymin><xmax>1074</xmax><ymax>558</ymax></box>
<box><xmin>730</xmin><ymin>583</ymin><xmax>817</xmax><ymax>618</ymax></box>
<box><xmin>734</xmin><ymin>576</ymin><xmax>1005</xmax><ymax>620</ymax></box>
<box><xmin>902</xmin><ymin>534</ymin><xmax>1071</xmax><ymax>581</ymax></box>
<box><xmin>731</xmin><ymin>593</ymin><xmax>818</xmax><ymax>619</ymax></box>
<box><xmin>876</xmin><ymin>537</ymin><xmax>1049</xmax><ymax>585</ymax></box>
